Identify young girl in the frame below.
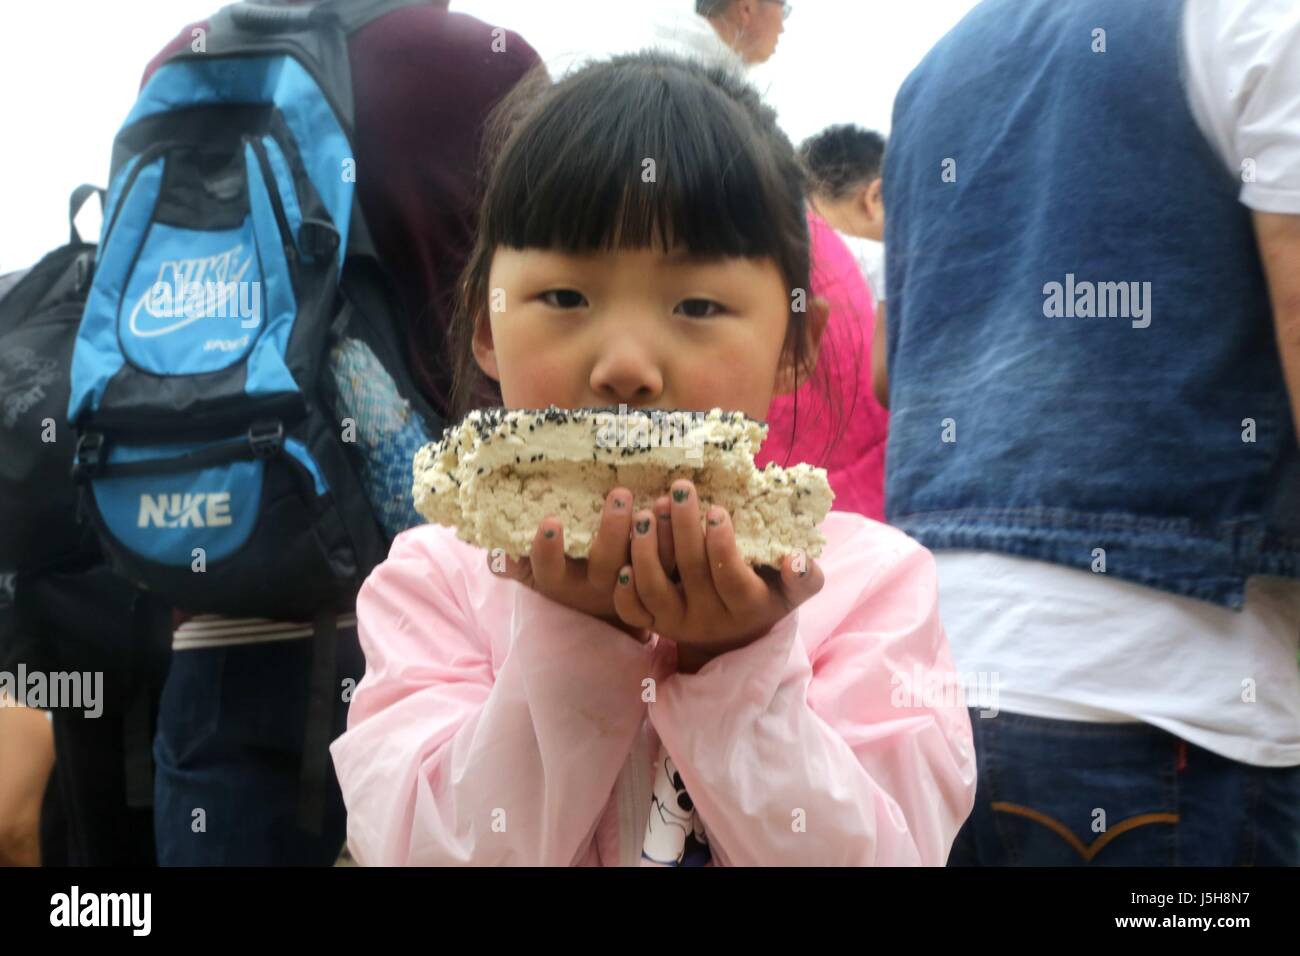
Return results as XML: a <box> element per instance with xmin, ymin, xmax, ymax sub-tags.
<box><xmin>330</xmin><ymin>52</ymin><xmax>975</xmax><ymax>866</ymax></box>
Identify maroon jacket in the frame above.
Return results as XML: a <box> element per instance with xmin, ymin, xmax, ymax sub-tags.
<box><xmin>142</xmin><ymin>1</ymin><xmax>543</xmax><ymax>418</ymax></box>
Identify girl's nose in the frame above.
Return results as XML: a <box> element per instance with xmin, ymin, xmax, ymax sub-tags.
<box><xmin>589</xmin><ymin>339</ymin><xmax>663</xmax><ymax>406</ymax></box>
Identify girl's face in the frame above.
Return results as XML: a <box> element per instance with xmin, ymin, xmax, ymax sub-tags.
<box><xmin>473</xmin><ymin>247</ymin><xmax>826</xmax><ymax>419</ymax></box>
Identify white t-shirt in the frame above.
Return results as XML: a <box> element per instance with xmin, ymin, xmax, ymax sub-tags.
<box><xmin>844</xmin><ymin>235</ymin><xmax>886</xmax><ymax>304</ymax></box>
<box><xmin>939</xmin><ymin>553</ymin><xmax>1300</xmax><ymax>767</ymax></box>
<box><xmin>933</xmin><ymin>0</ymin><xmax>1300</xmax><ymax>767</ymax></box>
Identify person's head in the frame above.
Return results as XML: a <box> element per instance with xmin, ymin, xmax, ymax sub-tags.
<box><xmin>450</xmin><ymin>52</ymin><xmax>833</xmax><ymax>453</ymax></box>
<box><xmin>800</xmin><ymin>125</ymin><xmax>886</xmax><ymax>242</ymax></box>
<box><xmin>696</xmin><ymin>0</ymin><xmax>789</xmax><ymax>65</ymax></box>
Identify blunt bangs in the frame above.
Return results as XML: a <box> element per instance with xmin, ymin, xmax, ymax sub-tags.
<box><xmin>479</xmin><ymin>51</ymin><xmax>806</xmax><ymax>262</ymax></box>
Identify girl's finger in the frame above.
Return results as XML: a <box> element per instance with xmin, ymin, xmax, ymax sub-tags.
<box><xmin>668</xmin><ymin>479</ymin><xmax>712</xmax><ymax>606</ymax></box>
<box><xmin>703</xmin><ymin>506</ymin><xmax>768</xmax><ymax>616</ymax></box>
<box><xmin>778</xmin><ymin>549</ymin><xmax>826</xmax><ymax>609</ymax></box>
<box><xmin>612</xmin><ymin>563</ymin><xmax>655</xmax><ymax>632</ymax></box>
<box><xmin>528</xmin><ymin>517</ymin><xmax>568</xmax><ymax>594</ymax></box>
<box><xmin>587</xmin><ymin>487</ymin><xmax>633</xmax><ymax>590</ymax></box>
<box><xmin>653</xmin><ymin>495</ymin><xmax>676</xmax><ymax>577</ymax></box>
<box><xmin>630</xmin><ymin>508</ymin><xmax>684</xmax><ymax>626</ymax></box>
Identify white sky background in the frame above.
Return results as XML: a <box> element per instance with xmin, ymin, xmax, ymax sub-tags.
<box><xmin>0</xmin><ymin>0</ymin><xmax>978</xmax><ymax>274</ymax></box>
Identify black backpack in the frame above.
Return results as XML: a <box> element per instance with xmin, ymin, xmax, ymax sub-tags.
<box><xmin>1</xmin><ymin>188</ymin><xmax>172</xmax><ymax>838</ymax></box>
<box><xmin>67</xmin><ymin>0</ymin><xmax>441</xmax><ymax>621</ymax></box>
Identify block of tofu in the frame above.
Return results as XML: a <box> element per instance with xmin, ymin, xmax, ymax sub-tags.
<box><xmin>412</xmin><ymin>405</ymin><xmax>833</xmax><ymax>567</ymax></box>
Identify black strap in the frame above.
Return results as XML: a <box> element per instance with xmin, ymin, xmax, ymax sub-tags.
<box><xmin>83</xmin><ymin>439</ymin><xmax>258</xmax><ymax>480</ymax></box>
<box><xmin>122</xmin><ymin>684</ymin><xmax>154</xmax><ymax>809</ymax></box>
<box><xmin>297</xmin><ymin>609</ymin><xmax>338</xmax><ymax>835</ymax></box>
<box><xmin>73</xmin><ymin>421</ymin><xmax>284</xmax><ymax>483</ymax></box>
<box><xmin>68</xmin><ymin>184</ymin><xmax>105</xmax><ymax>245</ymax></box>
<box><xmin>123</xmin><ymin>592</ymin><xmax>170</xmax><ymax>810</ymax></box>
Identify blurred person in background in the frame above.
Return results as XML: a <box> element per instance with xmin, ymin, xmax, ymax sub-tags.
<box><xmin>651</xmin><ymin>0</ymin><xmax>790</xmax><ymax>70</ymax></box>
<box><xmin>801</xmin><ymin>125</ymin><xmax>891</xmax><ymax>407</ymax></box>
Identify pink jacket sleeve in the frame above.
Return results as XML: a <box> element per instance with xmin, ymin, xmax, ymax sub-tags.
<box><xmin>330</xmin><ymin>530</ymin><xmax>656</xmax><ymax>866</ymax></box>
<box><xmin>648</xmin><ymin>533</ymin><xmax>977</xmax><ymax>866</ymax></box>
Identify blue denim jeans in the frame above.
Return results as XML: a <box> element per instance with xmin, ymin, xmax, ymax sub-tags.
<box><xmin>947</xmin><ymin>709</ymin><xmax>1300</xmax><ymax>866</ymax></box>
<box><xmin>153</xmin><ymin>627</ymin><xmax>364</xmax><ymax>866</ymax></box>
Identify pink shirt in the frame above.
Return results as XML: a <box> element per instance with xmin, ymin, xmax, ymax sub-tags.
<box><xmin>330</xmin><ymin>511</ymin><xmax>976</xmax><ymax>866</ymax></box>
<box><xmin>756</xmin><ymin>212</ymin><xmax>889</xmax><ymax>520</ymax></box>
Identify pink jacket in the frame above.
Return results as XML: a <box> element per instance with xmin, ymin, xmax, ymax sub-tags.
<box><xmin>330</xmin><ymin>511</ymin><xmax>976</xmax><ymax>866</ymax></box>
<box><xmin>756</xmin><ymin>211</ymin><xmax>890</xmax><ymax>521</ymax></box>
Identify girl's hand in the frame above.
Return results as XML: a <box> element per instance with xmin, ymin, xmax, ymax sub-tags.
<box><xmin>491</xmin><ymin>487</ymin><xmax>652</xmax><ymax>643</ymax></box>
<box><xmin>612</xmin><ymin>479</ymin><xmax>826</xmax><ymax>673</ymax></box>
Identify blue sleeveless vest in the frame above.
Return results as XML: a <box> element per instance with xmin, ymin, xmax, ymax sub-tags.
<box><xmin>883</xmin><ymin>0</ymin><xmax>1300</xmax><ymax>607</ymax></box>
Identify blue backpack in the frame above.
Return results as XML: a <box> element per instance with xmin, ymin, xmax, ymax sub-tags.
<box><xmin>68</xmin><ymin>0</ymin><xmax>441</xmax><ymax>620</ymax></box>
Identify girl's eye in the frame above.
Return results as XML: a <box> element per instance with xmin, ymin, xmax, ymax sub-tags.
<box><xmin>675</xmin><ymin>298</ymin><xmax>724</xmax><ymax>319</ymax></box>
<box><xmin>540</xmin><ymin>289</ymin><xmax>587</xmax><ymax>309</ymax></box>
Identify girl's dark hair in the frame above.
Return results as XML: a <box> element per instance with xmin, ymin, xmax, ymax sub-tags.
<box><xmin>448</xmin><ymin>52</ymin><xmax>851</xmax><ymax>464</ymax></box>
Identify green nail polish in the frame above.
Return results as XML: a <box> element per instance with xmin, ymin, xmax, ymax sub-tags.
<box><xmin>672</xmin><ymin>488</ymin><xmax>689</xmax><ymax>504</ymax></box>
<box><xmin>543</xmin><ymin>528</ymin><xmax>556</xmax><ymax>539</ymax></box>
<box><xmin>618</xmin><ymin>572</ymin><xmax>630</xmax><ymax>586</ymax></box>
<box><xmin>635</xmin><ymin>518</ymin><xmax>651</xmax><ymax>535</ymax></box>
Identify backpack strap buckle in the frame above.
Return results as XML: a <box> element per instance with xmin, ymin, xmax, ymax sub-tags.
<box><xmin>248</xmin><ymin>420</ymin><xmax>284</xmax><ymax>460</ymax></box>
<box><xmin>72</xmin><ymin>431</ymin><xmax>105</xmax><ymax>483</ymax></box>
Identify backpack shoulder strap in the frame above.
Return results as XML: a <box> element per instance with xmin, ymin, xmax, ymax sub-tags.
<box><xmin>68</xmin><ymin>184</ymin><xmax>105</xmax><ymax>245</ymax></box>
